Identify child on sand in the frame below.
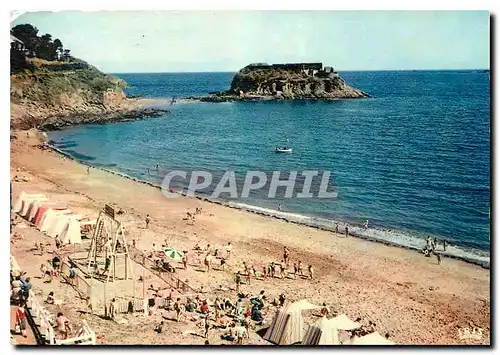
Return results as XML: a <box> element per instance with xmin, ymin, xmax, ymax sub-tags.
<box><xmin>308</xmin><ymin>264</ymin><xmax>315</xmax><ymax>279</ymax></box>
<box><xmin>154</xmin><ymin>321</ymin><xmax>164</xmax><ymax>334</ymax></box>
<box><xmin>297</xmin><ymin>261</ymin><xmax>303</xmax><ymax>277</ymax></box>
<box><xmin>145</xmin><ymin>214</ymin><xmax>150</xmax><ymax>229</ymax></box>
<box><xmin>226</xmin><ymin>242</ymin><xmax>232</xmax><ymax>259</ymax></box>
<box><xmin>345</xmin><ymin>225</ymin><xmax>349</xmax><ymax>237</ymax></box>
<box><xmin>46</xmin><ymin>291</ymin><xmax>55</xmax><ymax>304</ymax></box>
<box><xmin>182</xmin><ymin>253</ymin><xmax>188</xmax><ymax>270</ymax></box>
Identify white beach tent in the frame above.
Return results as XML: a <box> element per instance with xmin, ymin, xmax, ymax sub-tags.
<box><xmin>47</xmin><ymin>213</ymin><xmax>82</xmax><ymax>239</ymax></box>
<box><xmin>264</xmin><ymin>300</ymin><xmax>321</xmax><ymax>345</ymax></box>
<box><xmin>302</xmin><ymin>314</ymin><xmax>361</xmax><ymax>345</ymax></box>
<box><xmin>345</xmin><ymin>331</ymin><xmax>395</xmax><ymax>345</ymax></box>
<box><xmin>59</xmin><ymin>218</ymin><xmax>82</xmax><ymax>244</ymax></box>
<box><xmin>39</xmin><ymin>209</ymin><xmax>71</xmax><ymax>232</ymax></box>
<box><xmin>13</xmin><ymin>192</ymin><xmax>45</xmax><ymax>213</ymax></box>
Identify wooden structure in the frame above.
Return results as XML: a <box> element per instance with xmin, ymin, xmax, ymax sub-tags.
<box><xmin>86</xmin><ymin>205</ymin><xmax>132</xmax><ymax>283</ymax></box>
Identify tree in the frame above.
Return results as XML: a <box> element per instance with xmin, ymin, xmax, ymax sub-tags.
<box><xmin>53</xmin><ymin>39</ymin><xmax>63</xmax><ymax>60</ymax></box>
<box><xmin>11</xmin><ymin>24</ymin><xmax>39</xmax><ymax>57</ymax></box>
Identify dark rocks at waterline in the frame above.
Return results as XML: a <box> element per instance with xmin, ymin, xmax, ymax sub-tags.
<box><xmin>41</xmin><ymin>107</ymin><xmax>170</xmax><ymax>131</ymax></box>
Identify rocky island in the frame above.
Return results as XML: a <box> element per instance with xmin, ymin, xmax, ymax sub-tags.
<box><xmin>200</xmin><ymin>62</ymin><xmax>369</xmax><ymax>102</ymax></box>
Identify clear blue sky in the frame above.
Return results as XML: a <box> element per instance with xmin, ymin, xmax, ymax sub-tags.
<box><xmin>14</xmin><ymin>11</ymin><xmax>490</xmax><ymax>73</ymax></box>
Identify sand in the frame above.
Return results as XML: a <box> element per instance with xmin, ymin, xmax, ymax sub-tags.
<box><xmin>9</xmin><ymin>131</ymin><xmax>490</xmax><ymax>345</ymax></box>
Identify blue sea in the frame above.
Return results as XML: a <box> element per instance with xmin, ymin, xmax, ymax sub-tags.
<box><xmin>47</xmin><ymin>70</ymin><xmax>491</xmax><ymax>264</ymax></box>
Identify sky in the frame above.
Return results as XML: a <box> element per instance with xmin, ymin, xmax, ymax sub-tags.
<box><xmin>13</xmin><ymin>11</ymin><xmax>490</xmax><ymax>73</ymax></box>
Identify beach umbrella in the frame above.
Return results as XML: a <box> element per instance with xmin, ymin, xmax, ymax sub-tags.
<box><xmin>163</xmin><ymin>247</ymin><xmax>184</xmax><ymax>262</ymax></box>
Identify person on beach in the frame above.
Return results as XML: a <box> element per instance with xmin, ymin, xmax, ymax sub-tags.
<box><xmin>277</xmin><ymin>204</ymin><xmax>282</xmax><ymax>211</ymax></box>
<box><xmin>235</xmin><ymin>273</ymin><xmax>242</xmax><ymax>293</ymax></box>
<box><xmin>204</xmin><ymin>316</ymin><xmax>211</xmax><ymax>339</ymax></box>
<box><xmin>443</xmin><ymin>239</ymin><xmax>447</xmax><ymax>251</ymax></box>
<box><xmin>345</xmin><ymin>224</ymin><xmax>349</xmax><ymax>237</ymax></box>
<box><xmin>308</xmin><ymin>264</ymin><xmax>315</xmax><ymax>279</ymax></box>
<box><xmin>154</xmin><ymin>321</ymin><xmax>164</xmax><ymax>334</ymax></box>
<box><xmin>182</xmin><ymin>252</ymin><xmax>188</xmax><ymax>270</ymax></box>
<box><xmin>436</xmin><ymin>253</ymin><xmax>441</xmax><ymax>265</ymax></box>
<box><xmin>279</xmin><ymin>260</ymin><xmax>286</xmax><ymax>279</ymax></box>
<box><xmin>226</xmin><ymin>242</ymin><xmax>232</xmax><ymax>259</ymax></box>
<box><xmin>87</xmin><ymin>166</ymin><xmax>90</xmax><ymax>175</ymax></box>
<box><xmin>283</xmin><ymin>247</ymin><xmax>290</xmax><ymax>266</ymax></box>
<box><xmin>220</xmin><ymin>258</ymin><xmax>227</xmax><ymax>271</ymax></box>
<box><xmin>335</xmin><ymin>223</ymin><xmax>339</xmax><ymax>234</ymax></box>
<box><xmin>57</xmin><ymin>312</ymin><xmax>72</xmax><ymax>339</ymax></box>
<box><xmin>174</xmin><ymin>298</ymin><xmax>182</xmax><ymax>322</ymax></box>
<box><xmin>204</xmin><ymin>253</ymin><xmax>212</xmax><ymax>273</ymax></box>
<box><xmin>364</xmin><ymin>220</ymin><xmax>369</xmax><ymax>229</ymax></box>
<box><xmin>46</xmin><ymin>291</ymin><xmax>55</xmax><ymax>305</ymax></box>
<box><xmin>21</xmin><ymin>277</ymin><xmax>32</xmax><ymax>301</ymax></box>
<box><xmin>15</xmin><ymin>302</ymin><xmax>28</xmax><ymax>337</ymax></box>
<box><xmin>320</xmin><ymin>302</ymin><xmax>330</xmax><ymax>317</ymax></box>
<box><xmin>145</xmin><ymin>214</ymin><xmax>150</xmax><ymax>229</ymax></box>
<box><xmin>262</xmin><ymin>265</ymin><xmax>268</xmax><ymax>280</ymax></box>
<box><xmin>297</xmin><ymin>261</ymin><xmax>304</xmax><ymax>277</ymax></box>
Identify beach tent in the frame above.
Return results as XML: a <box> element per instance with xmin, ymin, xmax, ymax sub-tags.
<box><xmin>12</xmin><ymin>192</ymin><xmax>45</xmax><ymax>213</ymax></box>
<box><xmin>17</xmin><ymin>194</ymin><xmax>47</xmax><ymax>217</ymax></box>
<box><xmin>47</xmin><ymin>213</ymin><xmax>82</xmax><ymax>239</ymax></box>
<box><xmin>34</xmin><ymin>206</ymin><xmax>67</xmax><ymax>228</ymax></box>
<box><xmin>345</xmin><ymin>332</ymin><xmax>395</xmax><ymax>345</ymax></box>
<box><xmin>40</xmin><ymin>209</ymin><xmax>70</xmax><ymax>232</ymax></box>
<box><xmin>27</xmin><ymin>200</ymin><xmax>50</xmax><ymax>222</ymax></box>
<box><xmin>302</xmin><ymin>315</ymin><xmax>361</xmax><ymax>345</ymax></box>
<box><xmin>264</xmin><ymin>300</ymin><xmax>321</xmax><ymax>345</ymax></box>
<box><xmin>59</xmin><ymin>218</ymin><xmax>82</xmax><ymax>244</ymax></box>
<box><xmin>33</xmin><ymin>205</ymin><xmax>51</xmax><ymax>227</ymax></box>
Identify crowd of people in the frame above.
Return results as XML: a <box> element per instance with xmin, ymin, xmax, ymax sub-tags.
<box><xmin>11</xmin><ymin>257</ymin><xmax>75</xmax><ymax>341</ymax></box>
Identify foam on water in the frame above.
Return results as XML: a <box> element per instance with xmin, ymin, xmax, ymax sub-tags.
<box><xmin>229</xmin><ymin>202</ymin><xmax>490</xmax><ymax>266</ymax></box>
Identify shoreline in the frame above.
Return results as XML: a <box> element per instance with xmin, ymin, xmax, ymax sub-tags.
<box><xmin>45</xmin><ymin>140</ymin><xmax>489</xmax><ymax>269</ymax></box>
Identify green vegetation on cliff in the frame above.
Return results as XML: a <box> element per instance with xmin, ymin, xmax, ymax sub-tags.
<box><xmin>11</xmin><ymin>57</ymin><xmax>127</xmax><ymax>108</ymax></box>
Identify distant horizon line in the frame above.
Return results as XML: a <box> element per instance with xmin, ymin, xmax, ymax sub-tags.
<box><xmin>109</xmin><ymin>68</ymin><xmax>490</xmax><ymax>74</ymax></box>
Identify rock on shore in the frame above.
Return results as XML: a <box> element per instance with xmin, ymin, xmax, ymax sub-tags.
<box><xmin>200</xmin><ymin>63</ymin><xmax>369</xmax><ymax>102</ymax></box>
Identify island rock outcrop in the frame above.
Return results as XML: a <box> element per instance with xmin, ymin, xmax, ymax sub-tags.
<box><xmin>200</xmin><ymin>63</ymin><xmax>369</xmax><ymax>102</ymax></box>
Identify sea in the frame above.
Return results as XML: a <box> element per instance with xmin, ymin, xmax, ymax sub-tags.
<box><xmin>47</xmin><ymin>70</ymin><xmax>491</xmax><ymax>265</ymax></box>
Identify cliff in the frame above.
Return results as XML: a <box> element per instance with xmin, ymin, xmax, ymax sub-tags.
<box><xmin>200</xmin><ymin>63</ymin><xmax>369</xmax><ymax>102</ymax></box>
<box><xmin>10</xmin><ymin>58</ymin><xmax>168</xmax><ymax>130</ymax></box>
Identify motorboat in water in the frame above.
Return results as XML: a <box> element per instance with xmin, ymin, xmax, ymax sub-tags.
<box><xmin>275</xmin><ymin>146</ymin><xmax>292</xmax><ymax>153</ymax></box>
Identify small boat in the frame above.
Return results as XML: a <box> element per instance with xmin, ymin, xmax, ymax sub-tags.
<box><xmin>275</xmin><ymin>146</ymin><xmax>292</xmax><ymax>153</ymax></box>
<box><xmin>275</xmin><ymin>138</ymin><xmax>292</xmax><ymax>153</ymax></box>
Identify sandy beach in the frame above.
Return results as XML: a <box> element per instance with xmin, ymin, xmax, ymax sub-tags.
<box><xmin>10</xmin><ymin>131</ymin><xmax>490</xmax><ymax>345</ymax></box>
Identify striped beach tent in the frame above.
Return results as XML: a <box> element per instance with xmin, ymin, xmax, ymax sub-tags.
<box><xmin>264</xmin><ymin>300</ymin><xmax>321</xmax><ymax>345</ymax></box>
<box><xmin>302</xmin><ymin>315</ymin><xmax>361</xmax><ymax>345</ymax></box>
